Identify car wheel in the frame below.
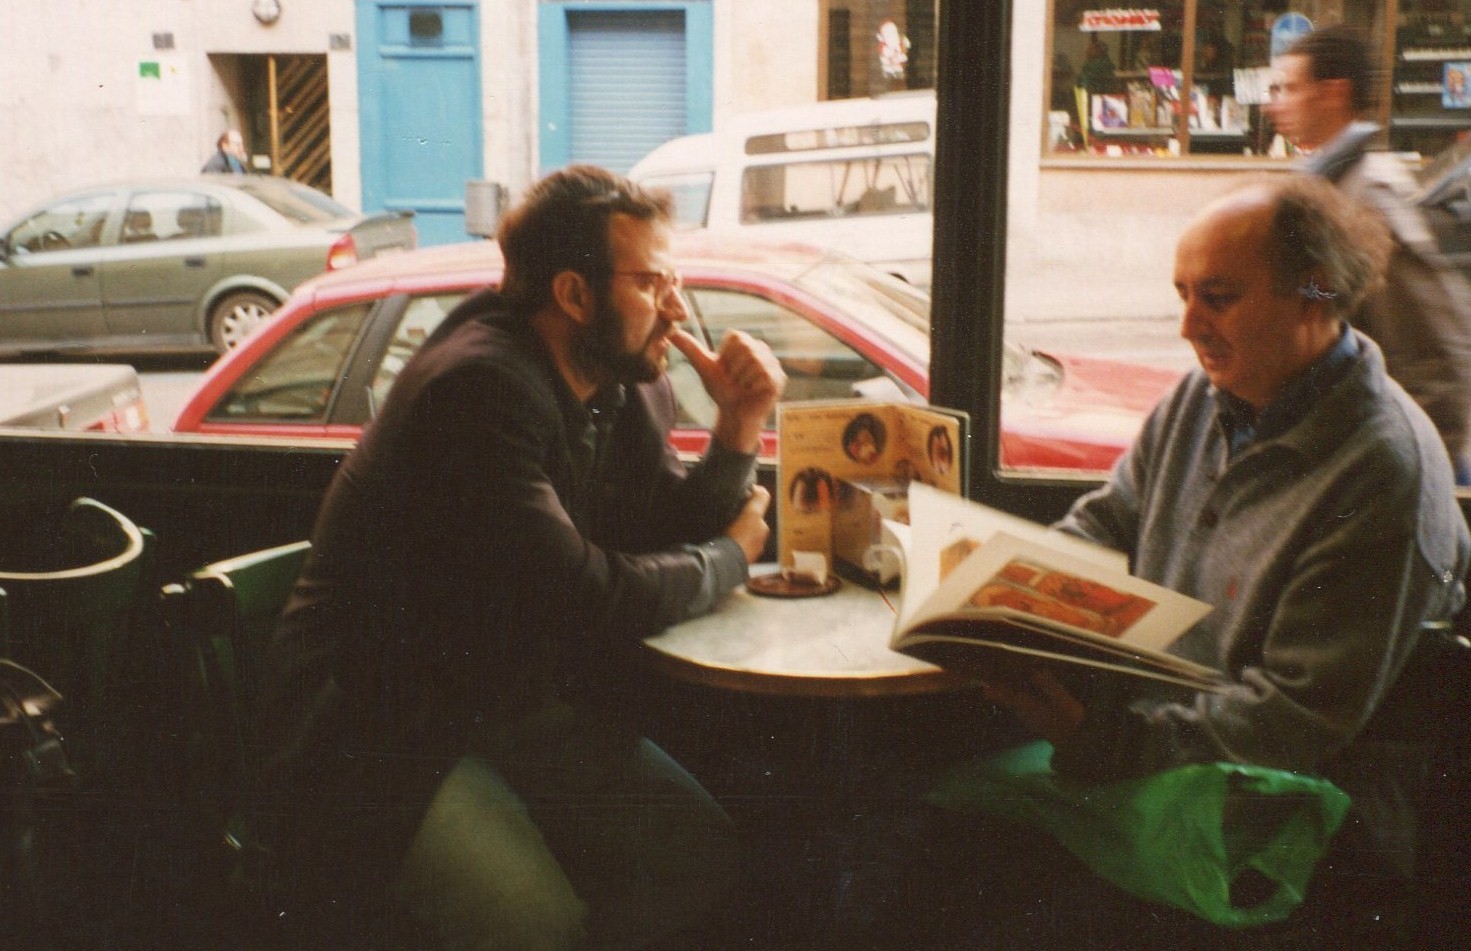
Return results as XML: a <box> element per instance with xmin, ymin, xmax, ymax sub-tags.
<box><xmin>209</xmin><ymin>290</ymin><xmax>277</xmax><ymax>351</ymax></box>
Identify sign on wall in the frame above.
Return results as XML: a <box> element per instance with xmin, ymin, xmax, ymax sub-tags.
<box><xmin>136</xmin><ymin>57</ymin><xmax>190</xmax><ymax>116</ymax></box>
<box><xmin>1080</xmin><ymin>9</ymin><xmax>1162</xmax><ymax>32</ymax></box>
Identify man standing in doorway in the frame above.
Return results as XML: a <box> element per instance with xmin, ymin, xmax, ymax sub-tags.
<box><xmin>1267</xmin><ymin>24</ymin><xmax>1471</xmax><ymax>481</ymax></box>
<box><xmin>201</xmin><ymin>129</ymin><xmax>250</xmax><ymax>174</ymax></box>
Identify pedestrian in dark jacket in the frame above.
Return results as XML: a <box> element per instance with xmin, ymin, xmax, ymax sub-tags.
<box><xmin>201</xmin><ymin>129</ymin><xmax>249</xmax><ymax>173</ymax></box>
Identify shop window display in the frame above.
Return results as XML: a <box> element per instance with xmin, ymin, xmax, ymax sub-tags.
<box><xmin>1046</xmin><ymin>1</ymin><xmax>1386</xmax><ymax>160</ymax></box>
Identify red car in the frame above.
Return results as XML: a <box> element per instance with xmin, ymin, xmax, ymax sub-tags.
<box><xmin>172</xmin><ymin>236</ymin><xmax>1180</xmax><ymax>470</ymax></box>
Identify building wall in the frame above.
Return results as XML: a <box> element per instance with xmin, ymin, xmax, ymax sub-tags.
<box><xmin>0</xmin><ymin>0</ymin><xmax>819</xmax><ymax>226</ymax></box>
<box><xmin>718</xmin><ymin>1</ymin><xmax>820</xmax><ymax>119</ymax></box>
<box><xmin>0</xmin><ymin>1</ymin><xmax>360</xmax><ymax>218</ymax></box>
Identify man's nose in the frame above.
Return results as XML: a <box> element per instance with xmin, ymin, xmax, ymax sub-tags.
<box><xmin>1179</xmin><ymin>296</ymin><xmax>1207</xmax><ymax>339</ymax></box>
<box><xmin>661</xmin><ymin>289</ymin><xmax>690</xmax><ymax>323</ymax></box>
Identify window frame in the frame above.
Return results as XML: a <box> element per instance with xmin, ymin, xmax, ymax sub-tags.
<box><xmin>933</xmin><ymin>1</ymin><xmax>1095</xmax><ymax>523</ymax></box>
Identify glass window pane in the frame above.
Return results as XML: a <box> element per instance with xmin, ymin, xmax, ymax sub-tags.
<box><xmin>230</xmin><ymin>178</ymin><xmax>354</xmax><ymax>222</ymax></box>
<box><xmin>125</xmin><ymin>192</ymin><xmax>223</xmax><ymax>242</ymax></box>
<box><xmin>683</xmin><ymin>286</ymin><xmax>887</xmax><ymax>428</ymax></box>
<box><xmin>1011</xmin><ymin>2</ymin><xmax>1393</xmax><ymax>479</ymax></box>
<box><xmin>206</xmin><ymin>302</ymin><xmax>373</xmax><ymax>422</ymax></box>
<box><xmin>740</xmin><ymin>153</ymin><xmax>931</xmax><ymax>222</ymax></box>
<box><xmin>637</xmin><ymin>171</ymin><xmax>714</xmax><ymax>227</ymax></box>
<box><xmin>369</xmin><ymin>292</ymin><xmax>468</xmax><ymax>410</ymax></box>
<box><xmin>1045</xmin><ymin>1</ymin><xmax>1305</xmax><ymax>159</ymax></box>
<box><xmin>6</xmin><ymin>194</ymin><xmax>113</xmax><ymax>253</ymax></box>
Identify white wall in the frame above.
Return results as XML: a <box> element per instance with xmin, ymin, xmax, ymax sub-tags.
<box><xmin>717</xmin><ymin>1</ymin><xmax>820</xmax><ymax>121</ymax></box>
<box><xmin>0</xmin><ymin>0</ymin><xmax>202</xmax><ymax>220</ymax></box>
<box><xmin>0</xmin><ymin>0</ymin><xmax>365</xmax><ymax>218</ymax></box>
<box><xmin>0</xmin><ymin>1</ymin><xmax>824</xmax><ymax>226</ymax></box>
<box><xmin>479</xmin><ymin>1</ymin><xmax>538</xmax><ymax>204</ymax></box>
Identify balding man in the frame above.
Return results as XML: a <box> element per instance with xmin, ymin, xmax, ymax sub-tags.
<box><xmin>968</xmin><ymin>175</ymin><xmax>1470</xmax><ymax>947</ymax></box>
<box><xmin>201</xmin><ymin>129</ymin><xmax>249</xmax><ymax>174</ymax></box>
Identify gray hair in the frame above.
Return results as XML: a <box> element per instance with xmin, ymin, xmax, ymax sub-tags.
<box><xmin>1228</xmin><ymin>174</ymin><xmax>1392</xmax><ymax>318</ymax></box>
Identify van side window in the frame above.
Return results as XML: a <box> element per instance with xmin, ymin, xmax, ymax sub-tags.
<box><xmin>745</xmin><ymin>121</ymin><xmax>930</xmax><ymax>154</ymax></box>
<box><xmin>740</xmin><ymin>154</ymin><xmax>931</xmax><ymax>223</ymax></box>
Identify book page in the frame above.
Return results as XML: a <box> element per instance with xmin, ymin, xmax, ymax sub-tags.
<box><xmin>898</xmin><ymin>484</ymin><xmax>1127</xmax><ymax>630</ymax></box>
<box><xmin>892</xmin><ymin>630</ymin><xmax>1226</xmax><ymax>692</ymax></box>
<box><xmin>900</xmin><ymin>530</ymin><xmax>1211</xmax><ymax>657</ymax></box>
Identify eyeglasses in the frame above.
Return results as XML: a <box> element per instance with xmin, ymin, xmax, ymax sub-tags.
<box><xmin>613</xmin><ymin>268</ymin><xmax>682</xmax><ymax>301</ymax></box>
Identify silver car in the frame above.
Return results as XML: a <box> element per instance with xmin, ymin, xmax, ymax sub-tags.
<box><xmin>0</xmin><ymin>364</ymin><xmax>149</xmax><ymax>432</ymax></box>
<box><xmin>0</xmin><ymin>176</ymin><xmax>416</xmax><ymax>354</ymax></box>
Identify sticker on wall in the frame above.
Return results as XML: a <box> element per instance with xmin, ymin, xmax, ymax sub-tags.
<box><xmin>136</xmin><ymin>56</ymin><xmax>190</xmax><ymax>116</ymax></box>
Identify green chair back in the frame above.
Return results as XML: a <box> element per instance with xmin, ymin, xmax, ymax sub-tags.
<box><xmin>163</xmin><ymin>540</ymin><xmax>310</xmax><ymax>821</ymax></box>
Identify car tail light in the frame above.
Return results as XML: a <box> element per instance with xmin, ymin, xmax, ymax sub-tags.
<box><xmin>327</xmin><ymin>233</ymin><xmax>359</xmax><ymax>271</ymax></box>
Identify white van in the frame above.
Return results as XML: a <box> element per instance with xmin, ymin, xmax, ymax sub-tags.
<box><xmin>629</xmin><ymin>92</ymin><xmax>935</xmax><ymax>288</ymax></box>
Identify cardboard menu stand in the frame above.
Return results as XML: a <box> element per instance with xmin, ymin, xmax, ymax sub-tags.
<box><xmin>756</xmin><ymin>401</ymin><xmax>966</xmax><ymax>597</ymax></box>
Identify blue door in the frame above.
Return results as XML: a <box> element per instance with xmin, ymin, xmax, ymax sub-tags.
<box><xmin>358</xmin><ymin>1</ymin><xmax>482</xmax><ymax>246</ymax></box>
<box><xmin>539</xmin><ymin>2</ymin><xmax>713</xmax><ymax>174</ymax></box>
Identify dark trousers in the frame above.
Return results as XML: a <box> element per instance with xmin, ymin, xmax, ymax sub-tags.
<box><xmin>389</xmin><ymin>699</ymin><xmax>739</xmax><ymax>951</ymax></box>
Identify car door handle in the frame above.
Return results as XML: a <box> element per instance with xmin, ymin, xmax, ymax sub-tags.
<box><xmin>71</xmin><ymin>266</ymin><xmax>94</xmax><ymax>277</ymax></box>
<box><xmin>183</xmin><ymin>256</ymin><xmax>206</xmax><ymax>268</ymax></box>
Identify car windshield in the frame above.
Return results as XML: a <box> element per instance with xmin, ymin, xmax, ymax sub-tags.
<box><xmin>792</xmin><ymin>254</ymin><xmax>929</xmax><ymax>329</ymax></box>
<box><xmin>231</xmin><ymin>180</ymin><xmax>355</xmax><ymax>223</ymax></box>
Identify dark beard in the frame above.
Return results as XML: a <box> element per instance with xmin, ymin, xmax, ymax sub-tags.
<box><xmin>570</xmin><ymin>286</ymin><xmax>665</xmax><ymax>385</ymax></box>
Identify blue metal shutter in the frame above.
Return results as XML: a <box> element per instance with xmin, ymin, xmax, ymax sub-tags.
<box><xmin>567</xmin><ymin>10</ymin><xmax>687</xmax><ymax>173</ymax></box>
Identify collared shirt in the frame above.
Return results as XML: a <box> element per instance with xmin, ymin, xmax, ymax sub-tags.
<box><xmin>1215</xmin><ymin>324</ymin><xmax>1359</xmax><ymax>459</ymax></box>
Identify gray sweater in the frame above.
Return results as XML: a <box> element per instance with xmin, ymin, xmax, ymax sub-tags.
<box><xmin>1053</xmin><ymin>331</ymin><xmax>1468</xmax><ymax>874</ymax></box>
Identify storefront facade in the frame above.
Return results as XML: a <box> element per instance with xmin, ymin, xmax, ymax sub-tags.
<box><xmin>1006</xmin><ymin>2</ymin><xmax>1471</xmax><ymax>325</ymax></box>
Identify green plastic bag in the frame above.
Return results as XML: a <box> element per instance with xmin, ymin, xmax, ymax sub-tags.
<box><xmin>926</xmin><ymin>741</ymin><xmax>1351</xmax><ymax>928</ymax></box>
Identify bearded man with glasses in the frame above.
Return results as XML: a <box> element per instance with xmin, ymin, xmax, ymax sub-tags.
<box><xmin>253</xmin><ymin>165</ymin><xmax>785</xmax><ymax>950</ymax></box>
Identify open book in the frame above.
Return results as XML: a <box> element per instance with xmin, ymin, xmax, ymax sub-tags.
<box><xmin>891</xmin><ymin>484</ymin><xmax>1225</xmax><ymax>692</ymax></box>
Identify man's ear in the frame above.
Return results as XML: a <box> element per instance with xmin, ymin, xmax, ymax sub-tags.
<box><xmin>551</xmin><ymin>270</ymin><xmax>593</xmax><ymax>325</ymax></box>
<box><xmin>1322</xmin><ymin>77</ymin><xmax>1356</xmax><ymax>116</ymax></box>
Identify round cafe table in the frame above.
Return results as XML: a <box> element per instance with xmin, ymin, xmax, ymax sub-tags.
<box><xmin>642</xmin><ymin>566</ymin><xmax>973</xmax><ymax>698</ymax></box>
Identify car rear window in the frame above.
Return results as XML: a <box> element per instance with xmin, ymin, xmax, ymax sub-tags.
<box><xmin>207</xmin><ymin>302</ymin><xmax>373</xmax><ymax>423</ymax></box>
<box><xmin>231</xmin><ymin>180</ymin><xmax>355</xmax><ymax>223</ymax></box>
